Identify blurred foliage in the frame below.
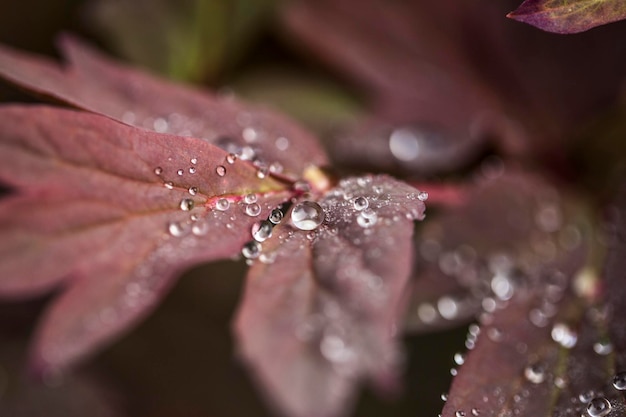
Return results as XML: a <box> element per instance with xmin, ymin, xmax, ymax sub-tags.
<box><xmin>86</xmin><ymin>0</ymin><xmax>278</xmax><ymax>83</ymax></box>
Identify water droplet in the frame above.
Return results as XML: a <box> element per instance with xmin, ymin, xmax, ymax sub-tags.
<box><xmin>586</xmin><ymin>397</ymin><xmax>611</xmax><ymax>417</ymax></box>
<box><xmin>168</xmin><ymin>221</ymin><xmax>185</xmax><ymax>237</ymax></box>
<box><xmin>216</xmin><ymin>166</ymin><xmax>226</xmax><ymax>176</ymax></box>
<box><xmin>275</xmin><ymin>136</ymin><xmax>289</xmax><ymax>151</ymax></box>
<box><xmin>244</xmin><ymin>193</ymin><xmax>257</xmax><ymax>204</ymax></box>
<box><xmin>154</xmin><ymin>167</ymin><xmax>163</xmax><ymax>175</ymax></box>
<box><xmin>179</xmin><ymin>199</ymin><xmax>194</xmax><ymax>211</ymax></box>
<box><xmin>418</xmin><ymin>191</ymin><xmax>429</xmax><ymax>201</ymax></box>
<box><xmin>269</xmin><ymin>209</ymin><xmax>283</xmax><ymax>224</ymax></box>
<box><xmin>164</xmin><ymin>181</ymin><xmax>174</xmax><ymax>190</ymax></box>
<box><xmin>471</xmin><ymin>408</ymin><xmax>480</xmax><ymax>416</ymax></box>
<box><xmin>190</xmin><ymin>213</ymin><xmax>199</xmax><ymax>221</ymax></box>
<box><xmin>242</xmin><ymin>127</ymin><xmax>258</xmax><ymax>143</ymax></box>
<box><xmin>594</xmin><ymin>340</ymin><xmax>613</xmax><ymax>355</ymax></box>
<box><xmin>320</xmin><ymin>333</ymin><xmax>355</xmax><ymax>364</ymax></box>
<box><xmin>551</xmin><ymin>322</ymin><xmax>578</xmax><ymax>349</ymax></box>
<box><xmin>441</xmin><ymin>393</ymin><xmax>448</xmax><ymax>401</ymax></box>
<box><xmin>239</xmin><ymin>146</ymin><xmax>255</xmax><ymax>160</ymax></box>
<box><xmin>177</xmin><ymin>169</ymin><xmax>184</xmax><ymax>176</ymax></box>
<box><xmin>215</xmin><ymin>198</ymin><xmax>230</xmax><ymax>211</ymax></box>
<box><xmin>524</xmin><ymin>362</ymin><xmax>545</xmax><ymax>384</ymax></box>
<box><xmin>454</xmin><ymin>352</ymin><xmax>466</xmax><ymax>366</ymax></box>
<box><xmin>242</xmin><ymin>241</ymin><xmax>261</xmax><ymax>259</ymax></box>
<box><xmin>455</xmin><ymin>411</ymin><xmax>466</xmax><ymax>417</ymax></box>
<box><xmin>189</xmin><ymin>166</ymin><xmax>196</xmax><ymax>174</ymax></box>
<box><xmin>579</xmin><ymin>390</ymin><xmax>596</xmax><ymax>404</ymax></box>
<box><xmin>188</xmin><ymin>186</ymin><xmax>198</xmax><ymax>196</ymax></box>
<box><xmin>613</xmin><ymin>371</ymin><xmax>626</xmax><ymax>390</ymax></box>
<box><xmin>291</xmin><ymin>201</ymin><xmax>325</xmax><ymax>231</ymax></box>
<box><xmin>389</xmin><ymin>127</ymin><xmax>421</xmax><ymax>161</ymax></box>
<box><xmin>353</xmin><ymin>196</ymin><xmax>369</xmax><ymax>211</ymax></box>
<box><xmin>226</xmin><ymin>153</ymin><xmax>237</xmax><ymax>164</ymax></box>
<box><xmin>245</xmin><ymin>203</ymin><xmax>262</xmax><ymax>217</ymax></box>
<box><xmin>252</xmin><ymin>221</ymin><xmax>273</xmax><ymax>242</ymax></box>
<box><xmin>269</xmin><ymin>162</ymin><xmax>283</xmax><ymax>174</ymax></box>
<box><xmin>256</xmin><ymin>166</ymin><xmax>269</xmax><ymax>179</ymax></box>
<box><xmin>192</xmin><ymin>222</ymin><xmax>209</xmax><ymax>236</ymax></box>
<box><xmin>190</xmin><ymin>158</ymin><xmax>198</xmax><ymax>164</ymax></box>
<box><xmin>437</xmin><ymin>296</ymin><xmax>459</xmax><ymax>320</ymax></box>
<box><xmin>357</xmin><ymin>208</ymin><xmax>378</xmax><ymax>228</ymax></box>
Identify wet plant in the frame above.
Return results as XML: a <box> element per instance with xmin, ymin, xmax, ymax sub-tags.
<box><xmin>1</xmin><ymin>1</ymin><xmax>626</xmax><ymax>417</ymax></box>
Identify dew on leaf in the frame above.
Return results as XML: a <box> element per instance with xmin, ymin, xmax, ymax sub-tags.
<box><xmin>353</xmin><ymin>196</ymin><xmax>369</xmax><ymax>211</ymax></box>
<box><xmin>586</xmin><ymin>397</ymin><xmax>611</xmax><ymax>417</ymax></box>
<box><xmin>269</xmin><ymin>208</ymin><xmax>284</xmax><ymax>224</ymax></box>
<box><xmin>226</xmin><ymin>153</ymin><xmax>237</xmax><ymax>164</ymax></box>
<box><xmin>523</xmin><ymin>362</ymin><xmax>546</xmax><ymax>384</ymax></box>
<box><xmin>551</xmin><ymin>322</ymin><xmax>578</xmax><ymax>348</ymax></box>
<box><xmin>190</xmin><ymin>157</ymin><xmax>197</xmax><ymax>164</ymax></box>
<box><xmin>215</xmin><ymin>198</ymin><xmax>230</xmax><ymax>211</ymax></box>
<box><xmin>245</xmin><ymin>203</ymin><xmax>262</xmax><ymax>217</ymax></box>
<box><xmin>256</xmin><ymin>166</ymin><xmax>269</xmax><ymax>179</ymax></box>
<box><xmin>244</xmin><ymin>193</ymin><xmax>257</xmax><ymax>204</ymax></box>
<box><xmin>453</xmin><ymin>352</ymin><xmax>466</xmax><ymax>366</ymax></box>
<box><xmin>188</xmin><ymin>186</ymin><xmax>198</xmax><ymax>196</ymax></box>
<box><xmin>216</xmin><ymin>166</ymin><xmax>226</xmax><ymax>176</ymax></box>
<box><xmin>455</xmin><ymin>410</ymin><xmax>466</xmax><ymax>417</ymax></box>
<box><xmin>269</xmin><ymin>162</ymin><xmax>283</xmax><ymax>174</ymax></box>
<box><xmin>418</xmin><ymin>191</ymin><xmax>429</xmax><ymax>201</ymax></box>
<box><xmin>252</xmin><ymin>221</ymin><xmax>273</xmax><ymax>242</ymax></box>
<box><xmin>357</xmin><ymin>208</ymin><xmax>378</xmax><ymax>228</ymax></box>
<box><xmin>275</xmin><ymin>136</ymin><xmax>289</xmax><ymax>151</ymax></box>
<box><xmin>389</xmin><ymin>127</ymin><xmax>420</xmax><ymax>161</ymax></box>
<box><xmin>190</xmin><ymin>213</ymin><xmax>199</xmax><ymax>221</ymax></box>
<box><xmin>613</xmin><ymin>372</ymin><xmax>626</xmax><ymax>390</ymax></box>
<box><xmin>177</xmin><ymin>169</ymin><xmax>184</xmax><ymax>176</ymax></box>
<box><xmin>441</xmin><ymin>393</ymin><xmax>448</xmax><ymax>401</ymax></box>
<box><xmin>179</xmin><ymin>199</ymin><xmax>194</xmax><ymax>211</ymax></box>
<box><xmin>579</xmin><ymin>390</ymin><xmax>596</xmax><ymax>404</ymax></box>
<box><xmin>471</xmin><ymin>408</ymin><xmax>480</xmax><ymax>416</ymax></box>
<box><xmin>164</xmin><ymin>181</ymin><xmax>174</xmax><ymax>190</ymax></box>
<box><xmin>167</xmin><ymin>221</ymin><xmax>186</xmax><ymax>237</ymax></box>
<box><xmin>192</xmin><ymin>222</ymin><xmax>209</xmax><ymax>236</ymax></box>
<box><xmin>154</xmin><ymin>166</ymin><xmax>163</xmax><ymax>175</ymax></box>
<box><xmin>239</xmin><ymin>146</ymin><xmax>255</xmax><ymax>160</ymax></box>
<box><xmin>593</xmin><ymin>340</ymin><xmax>613</xmax><ymax>355</ymax></box>
<box><xmin>242</xmin><ymin>241</ymin><xmax>261</xmax><ymax>259</ymax></box>
<box><xmin>291</xmin><ymin>201</ymin><xmax>325</xmax><ymax>231</ymax></box>
<box><xmin>189</xmin><ymin>166</ymin><xmax>196</xmax><ymax>174</ymax></box>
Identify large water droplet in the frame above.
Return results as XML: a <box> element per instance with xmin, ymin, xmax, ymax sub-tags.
<box><xmin>216</xmin><ymin>166</ymin><xmax>226</xmax><ymax>176</ymax></box>
<box><xmin>245</xmin><ymin>203</ymin><xmax>262</xmax><ymax>217</ymax></box>
<box><xmin>179</xmin><ymin>199</ymin><xmax>194</xmax><ymax>211</ymax></box>
<box><xmin>551</xmin><ymin>322</ymin><xmax>578</xmax><ymax>349</ymax></box>
<box><xmin>454</xmin><ymin>352</ymin><xmax>466</xmax><ymax>366</ymax></box>
<box><xmin>215</xmin><ymin>198</ymin><xmax>230</xmax><ymax>211</ymax></box>
<box><xmin>613</xmin><ymin>371</ymin><xmax>626</xmax><ymax>390</ymax></box>
<box><xmin>291</xmin><ymin>201</ymin><xmax>325</xmax><ymax>231</ymax></box>
<box><xmin>242</xmin><ymin>241</ymin><xmax>261</xmax><ymax>259</ymax></box>
<box><xmin>586</xmin><ymin>397</ymin><xmax>611</xmax><ymax>417</ymax></box>
<box><xmin>357</xmin><ymin>208</ymin><xmax>378</xmax><ymax>228</ymax></box>
<box><xmin>353</xmin><ymin>196</ymin><xmax>369</xmax><ymax>211</ymax></box>
<box><xmin>269</xmin><ymin>209</ymin><xmax>283</xmax><ymax>224</ymax></box>
<box><xmin>252</xmin><ymin>221</ymin><xmax>273</xmax><ymax>242</ymax></box>
<box><xmin>389</xmin><ymin>127</ymin><xmax>421</xmax><ymax>161</ymax></box>
<box><xmin>418</xmin><ymin>191</ymin><xmax>429</xmax><ymax>201</ymax></box>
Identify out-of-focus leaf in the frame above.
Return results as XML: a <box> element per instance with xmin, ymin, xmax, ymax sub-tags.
<box><xmin>508</xmin><ymin>0</ymin><xmax>626</xmax><ymax>33</ymax></box>
<box><xmin>405</xmin><ymin>168</ymin><xmax>591</xmax><ymax>332</ymax></box>
<box><xmin>0</xmin><ymin>105</ymin><xmax>291</xmax><ymax>375</ymax></box>
<box><xmin>234</xmin><ymin>176</ymin><xmax>426</xmax><ymax>417</ymax></box>
<box><xmin>282</xmin><ymin>0</ymin><xmax>626</xmax><ymax>167</ymax></box>
<box><xmin>86</xmin><ymin>0</ymin><xmax>277</xmax><ymax>82</ymax></box>
<box><xmin>232</xmin><ymin>67</ymin><xmax>363</xmax><ymax>137</ymax></box>
<box><xmin>0</xmin><ymin>36</ymin><xmax>328</xmax><ymax>179</ymax></box>
<box><xmin>441</xmin><ymin>187</ymin><xmax>626</xmax><ymax>417</ymax></box>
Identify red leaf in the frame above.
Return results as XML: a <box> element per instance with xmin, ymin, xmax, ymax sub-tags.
<box><xmin>405</xmin><ymin>169</ymin><xmax>590</xmax><ymax>332</ymax></box>
<box><xmin>508</xmin><ymin>0</ymin><xmax>626</xmax><ymax>34</ymax></box>
<box><xmin>0</xmin><ymin>105</ymin><xmax>291</xmax><ymax>374</ymax></box>
<box><xmin>0</xmin><ymin>36</ymin><xmax>328</xmax><ymax>179</ymax></box>
<box><xmin>234</xmin><ymin>175</ymin><xmax>426</xmax><ymax>417</ymax></box>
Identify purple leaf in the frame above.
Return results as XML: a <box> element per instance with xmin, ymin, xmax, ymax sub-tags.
<box><xmin>0</xmin><ymin>36</ymin><xmax>328</xmax><ymax>178</ymax></box>
<box><xmin>0</xmin><ymin>105</ymin><xmax>291</xmax><ymax>375</ymax></box>
<box><xmin>508</xmin><ymin>0</ymin><xmax>626</xmax><ymax>34</ymax></box>
<box><xmin>406</xmin><ymin>169</ymin><xmax>589</xmax><ymax>332</ymax></box>
<box><xmin>234</xmin><ymin>176</ymin><xmax>426</xmax><ymax>417</ymax></box>
<box><xmin>440</xmin><ymin>188</ymin><xmax>626</xmax><ymax>417</ymax></box>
